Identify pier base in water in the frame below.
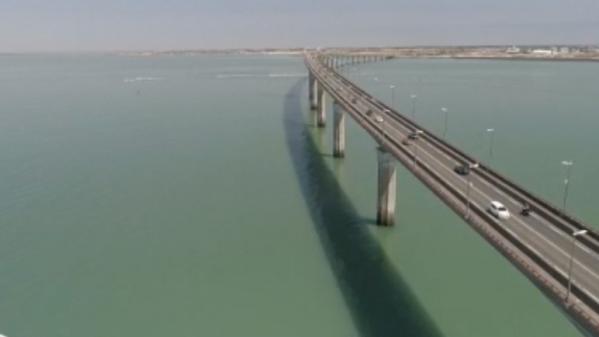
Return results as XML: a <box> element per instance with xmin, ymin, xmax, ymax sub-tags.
<box><xmin>376</xmin><ymin>147</ymin><xmax>397</xmax><ymax>226</ymax></box>
<box><xmin>309</xmin><ymin>73</ymin><xmax>318</xmax><ymax>110</ymax></box>
<box><xmin>317</xmin><ymin>87</ymin><xmax>326</xmax><ymax>127</ymax></box>
<box><xmin>333</xmin><ymin>102</ymin><xmax>346</xmax><ymax>158</ymax></box>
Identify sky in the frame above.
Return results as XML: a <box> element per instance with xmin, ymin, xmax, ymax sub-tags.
<box><xmin>1</xmin><ymin>0</ymin><xmax>598</xmax><ymax>52</ymax></box>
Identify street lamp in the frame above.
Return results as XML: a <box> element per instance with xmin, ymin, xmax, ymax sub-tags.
<box><xmin>565</xmin><ymin>229</ymin><xmax>588</xmax><ymax>305</ymax></box>
<box><xmin>486</xmin><ymin>128</ymin><xmax>495</xmax><ymax>158</ymax></box>
<box><xmin>561</xmin><ymin>160</ymin><xmax>574</xmax><ymax>211</ymax></box>
<box><xmin>410</xmin><ymin>94</ymin><xmax>417</xmax><ymax>121</ymax></box>
<box><xmin>412</xmin><ymin>130</ymin><xmax>424</xmax><ymax>166</ymax></box>
<box><xmin>441</xmin><ymin>107</ymin><xmax>448</xmax><ymax>138</ymax></box>
<box><xmin>390</xmin><ymin>85</ymin><xmax>396</xmax><ymax>109</ymax></box>
<box><xmin>375</xmin><ymin>112</ymin><xmax>388</xmax><ymax>149</ymax></box>
<box><xmin>465</xmin><ymin>162</ymin><xmax>480</xmax><ymax>219</ymax></box>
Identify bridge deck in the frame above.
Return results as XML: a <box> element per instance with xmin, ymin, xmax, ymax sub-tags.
<box><xmin>306</xmin><ymin>53</ymin><xmax>599</xmax><ymax>335</ymax></box>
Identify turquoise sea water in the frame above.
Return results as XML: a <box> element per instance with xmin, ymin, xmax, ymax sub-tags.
<box><xmin>0</xmin><ymin>54</ymin><xmax>597</xmax><ymax>337</ymax></box>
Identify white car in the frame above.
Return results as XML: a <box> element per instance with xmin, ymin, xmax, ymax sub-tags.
<box><xmin>490</xmin><ymin>201</ymin><xmax>510</xmax><ymax>220</ymax></box>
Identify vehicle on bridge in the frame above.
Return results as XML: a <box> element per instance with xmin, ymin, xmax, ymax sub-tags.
<box><xmin>408</xmin><ymin>131</ymin><xmax>421</xmax><ymax>140</ymax></box>
<box><xmin>490</xmin><ymin>201</ymin><xmax>511</xmax><ymax>220</ymax></box>
<box><xmin>521</xmin><ymin>202</ymin><xmax>532</xmax><ymax>216</ymax></box>
<box><xmin>454</xmin><ymin>163</ymin><xmax>471</xmax><ymax>176</ymax></box>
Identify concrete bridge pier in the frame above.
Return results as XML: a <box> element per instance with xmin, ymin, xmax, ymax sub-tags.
<box><xmin>308</xmin><ymin>73</ymin><xmax>315</xmax><ymax>108</ymax></box>
<box><xmin>376</xmin><ymin>147</ymin><xmax>397</xmax><ymax>226</ymax></box>
<box><xmin>317</xmin><ymin>87</ymin><xmax>326</xmax><ymax>127</ymax></box>
<box><xmin>333</xmin><ymin>102</ymin><xmax>346</xmax><ymax>157</ymax></box>
<box><xmin>309</xmin><ymin>74</ymin><xmax>318</xmax><ymax>110</ymax></box>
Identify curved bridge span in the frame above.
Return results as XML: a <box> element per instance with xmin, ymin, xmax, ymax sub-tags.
<box><xmin>304</xmin><ymin>52</ymin><xmax>599</xmax><ymax>335</ymax></box>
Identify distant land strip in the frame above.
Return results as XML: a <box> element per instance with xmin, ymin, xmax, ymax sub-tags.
<box><xmin>121</xmin><ymin>45</ymin><xmax>599</xmax><ymax>61</ymax></box>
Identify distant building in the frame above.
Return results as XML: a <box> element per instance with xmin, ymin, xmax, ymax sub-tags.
<box><xmin>506</xmin><ymin>45</ymin><xmax>521</xmax><ymax>54</ymax></box>
<box><xmin>560</xmin><ymin>47</ymin><xmax>570</xmax><ymax>54</ymax></box>
<box><xmin>531</xmin><ymin>49</ymin><xmax>553</xmax><ymax>56</ymax></box>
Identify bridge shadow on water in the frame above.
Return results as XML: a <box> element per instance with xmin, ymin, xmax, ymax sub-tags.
<box><xmin>283</xmin><ymin>79</ymin><xmax>444</xmax><ymax>337</ymax></box>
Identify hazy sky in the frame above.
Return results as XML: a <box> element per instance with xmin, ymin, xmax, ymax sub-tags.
<box><xmin>1</xmin><ymin>0</ymin><xmax>598</xmax><ymax>52</ymax></box>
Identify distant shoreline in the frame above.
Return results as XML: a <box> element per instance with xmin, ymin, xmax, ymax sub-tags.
<box><xmin>449</xmin><ymin>56</ymin><xmax>599</xmax><ymax>63</ymax></box>
<box><xmin>389</xmin><ymin>55</ymin><xmax>599</xmax><ymax>63</ymax></box>
<box><xmin>118</xmin><ymin>46</ymin><xmax>599</xmax><ymax>63</ymax></box>
<box><xmin>4</xmin><ymin>46</ymin><xmax>599</xmax><ymax>63</ymax></box>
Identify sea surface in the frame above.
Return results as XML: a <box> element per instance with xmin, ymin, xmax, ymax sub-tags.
<box><xmin>0</xmin><ymin>54</ymin><xmax>597</xmax><ymax>337</ymax></box>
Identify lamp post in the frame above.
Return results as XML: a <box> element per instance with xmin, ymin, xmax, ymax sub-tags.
<box><xmin>561</xmin><ymin>160</ymin><xmax>574</xmax><ymax>211</ymax></box>
<box><xmin>441</xmin><ymin>107</ymin><xmax>448</xmax><ymax>138</ymax></box>
<box><xmin>486</xmin><ymin>128</ymin><xmax>495</xmax><ymax>158</ymax></box>
<box><xmin>565</xmin><ymin>229</ymin><xmax>588</xmax><ymax>305</ymax></box>
<box><xmin>465</xmin><ymin>162</ymin><xmax>480</xmax><ymax>219</ymax></box>
<box><xmin>410</xmin><ymin>94</ymin><xmax>417</xmax><ymax>121</ymax></box>
<box><xmin>412</xmin><ymin>130</ymin><xmax>424</xmax><ymax>166</ymax></box>
<box><xmin>465</xmin><ymin>181</ymin><xmax>474</xmax><ymax>218</ymax></box>
<box><xmin>375</xmin><ymin>111</ymin><xmax>389</xmax><ymax>149</ymax></box>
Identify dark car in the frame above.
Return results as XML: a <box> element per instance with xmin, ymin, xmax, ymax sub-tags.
<box><xmin>454</xmin><ymin>164</ymin><xmax>470</xmax><ymax>176</ymax></box>
<box><xmin>521</xmin><ymin>202</ymin><xmax>532</xmax><ymax>216</ymax></box>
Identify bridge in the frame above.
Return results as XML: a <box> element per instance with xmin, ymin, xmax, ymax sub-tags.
<box><xmin>304</xmin><ymin>52</ymin><xmax>599</xmax><ymax>335</ymax></box>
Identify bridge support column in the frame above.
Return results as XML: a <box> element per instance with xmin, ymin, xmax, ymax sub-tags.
<box><xmin>317</xmin><ymin>87</ymin><xmax>326</xmax><ymax>127</ymax></box>
<box><xmin>333</xmin><ymin>102</ymin><xmax>346</xmax><ymax>157</ymax></box>
<box><xmin>310</xmin><ymin>76</ymin><xmax>318</xmax><ymax>110</ymax></box>
<box><xmin>309</xmin><ymin>73</ymin><xmax>315</xmax><ymax>108</ymax></box>
<box><xmin>376</xmin><ymin>147</ymin><xmax>397</xmax><ymax>226</ymax></box>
